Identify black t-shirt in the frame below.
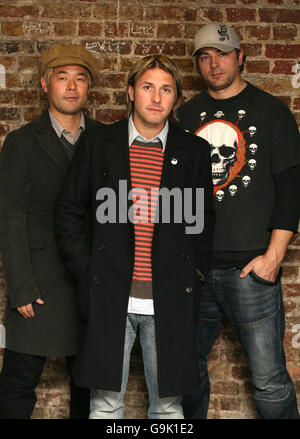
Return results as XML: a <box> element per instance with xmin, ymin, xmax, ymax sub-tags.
<box><xmin>178</xmin><ymin>83</ymin><xmax>300</xmax><ymax>267</ymax></box>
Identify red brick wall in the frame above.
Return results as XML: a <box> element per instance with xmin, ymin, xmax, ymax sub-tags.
<box><xmin>0</xmin><ymin>0</ymin><xmax>299</xmax><ymax>419</ymax></box>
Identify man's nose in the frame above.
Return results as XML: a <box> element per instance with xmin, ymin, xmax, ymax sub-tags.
<box><xmin>67</xmin><ymin>79</ymin><xmax>77</xmax><ymax>90</ymax></box>
<box><xmin>152</xmin><ymin>89</ymin><xmax>161</xmax><ymax>102</ymax></box>
<box><xmin>210</xmin><ymin>55</ymin><xmax>220</xmax><ymax>69</ymax></box>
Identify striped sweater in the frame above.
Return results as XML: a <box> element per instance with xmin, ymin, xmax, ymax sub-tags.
<box><xmin>129</xmin><ymin>139</ymin><xmax>164</xmax><ymax>300</ymax></box>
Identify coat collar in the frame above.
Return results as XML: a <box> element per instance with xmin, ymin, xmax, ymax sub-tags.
<box><xmin>102</xmin><ymin>119</ymin><xmax>131</xmax><ymax>193</ymax></box>
<box><xmin>102</xmin><ymin>118</ymin><xmax>188</xmax><ymax>192</ymax></box>
<box><xmin>34</xmin><ymin>109</ymin><xmax>69</xmax><ymax>172</ymax></box>
<box><xmin>160</xmin><ymin>122</ymin><xmax>188</xmax><ymax>190</ymax></box>
<box><xmin>34</xmin><ymin>109</ymin><xmax>96</xmax><ymax>173</ymax></box>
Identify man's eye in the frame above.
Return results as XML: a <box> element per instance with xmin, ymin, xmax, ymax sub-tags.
<box><xmin>199</xmin><ymin>56</ymin><xmax>208</xmax><ymax>62</ymax></box>
<box><xmin>163</xmin><ymin>88</ymin><xmax>171</xmax><ymax>93</ymax></box>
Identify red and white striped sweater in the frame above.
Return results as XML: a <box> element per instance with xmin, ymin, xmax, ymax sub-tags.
<box><xmin>129</xmin><ymin>139</ymin><xmax>164</xmax><ymax>300</ymax></box>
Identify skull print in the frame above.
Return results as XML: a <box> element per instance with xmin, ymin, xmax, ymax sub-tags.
<box><xmin>229</xmin><ymin>185</ymin><xmax>238</xmax><ymax>196</ymax></box>
<box><xmin>214</xmin><ymin>110</ymin><xmax>225</xmax><ymax>119</ymax></box>
<box><xmin>216</xmin><ymin>190</ymin><xmax>224</xmax><ymax>201</ymax></box>
<box><xmin>249</xmin><ymin>143</ymin><xmax>258</xmax><ymax>155</ymax></box>
<box><xmin>248</xmin><ymin>126</ymin><xmax>257</xmax><ymax>137</ymax></box>
<box><xmin>238</xmin><ymin>110</ymin><xmax>246</xmax><ymax>120</ymax></box>
<box><xmin>248</xmin><ymin>159</ymin><xmax>256</xmax><ymax>170</ymax></box>
<box><xmin>242</xmin><ymin>175</ymin><xmax>251</xmax><ymax>187</ymax></box>
<box><xmin>198</xmin><ymin>121</ymin><xmax>239</xmax><ymax>186</ymax></box>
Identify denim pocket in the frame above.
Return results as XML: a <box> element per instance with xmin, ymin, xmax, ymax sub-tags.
<box><xmin>249</xmin><ymin>267</ymin><xmax>282</xmax><ymax>286</ymax></box>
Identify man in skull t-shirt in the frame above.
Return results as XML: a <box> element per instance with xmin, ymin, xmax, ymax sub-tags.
<box><xmin>179</xmin><ymin>82</ymin><xmax>300</xmax><ymax>267</ymax></box>
<box><xmin>178</xmin><ymin>23</ymin><xmax>300</xmax><ymax>419</ymax></box>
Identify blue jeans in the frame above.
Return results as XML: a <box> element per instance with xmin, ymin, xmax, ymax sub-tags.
<box><xmin>90</xmin><ymin>313</ymin><xmax>183</xmax><ymax>419</ymax></box>
<box><xmin>183</xmin><ymin>267</ymin><xmax>299</xmax><ymax>419</ymax></box>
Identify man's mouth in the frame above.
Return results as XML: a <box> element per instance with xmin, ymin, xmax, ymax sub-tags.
<box><xmin>147</xmin><ymin>107</ymin><xmax>163</xmax><ymax>112</ymax></box>
<box><xmin>211</xmin><ymin>72</ymin><xmax>223</xmax><ymax>78</ymax></box>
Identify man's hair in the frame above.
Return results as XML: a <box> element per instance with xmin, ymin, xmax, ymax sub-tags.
<box><xmin>43</xmin><ymin>67</ymin><xmax>92</xmax><ymax>87</ymax></box>
<box><xmin>195</xmin><ymin>48</ymin><xmax>246</xmax><ymax>73</ymax></box>
<box><xmin>125</xmin><ymin>54</ymin><xmax>182</xmax><ymax>122</ymax></box>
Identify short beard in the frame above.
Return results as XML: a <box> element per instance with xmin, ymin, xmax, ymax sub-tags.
<box><xmin>207</xmin><ymin>75</ymin><xmax>236</xmax><ymax>91</ymax></box>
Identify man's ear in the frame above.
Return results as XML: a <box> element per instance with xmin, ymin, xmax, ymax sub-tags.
<box><xmin>40</xmin><ymin>76</ymin><xmax>48</xmax><ymax>93</ymax></box>
<box><xmin>128</xmin><ymin>85</ymin><xmax>134</xmax><ymax>102</ymax></box>
<box><xmin>238</xmin><ymin>48</ymin><xmax>245</xmax><ymax>66</ymax></box>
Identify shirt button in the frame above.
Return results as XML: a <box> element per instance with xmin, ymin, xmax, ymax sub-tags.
<box><xmin>181</xmin><ymin>254</ymin><xmax>190</xmax><ymax>260</ymax></box>
<box><xmin>97</xmin><ymin>244</ymin><xmax>105</xmax><ymax>251</ymax></box>
<box><xmin>186</xmin><ymin>287</ymin><xmax>193</xmax><ymax>293</ymax></box>
<box><xmin>93</xmin><ymin>276</ymin><xmax>100</xmax><ymax>285</ymax></box>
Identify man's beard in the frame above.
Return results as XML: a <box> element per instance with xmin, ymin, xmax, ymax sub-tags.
<box><xmin>207</xmin><ymin>73</ymin><xmax>236</xmax><ymax>91</ymax></box>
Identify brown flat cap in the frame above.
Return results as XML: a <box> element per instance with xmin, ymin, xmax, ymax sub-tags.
<box><xmin>40</xmin><ymin>43</ymin><xmax>99</xmax><ymax>83</ymax></box>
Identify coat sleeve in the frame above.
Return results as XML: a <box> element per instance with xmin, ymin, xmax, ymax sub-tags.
<box><xmin>0</xmin><ymin>131</ymin><xmax>40</xmax><ymax>308</ymax></box>
<box><xmin>54</xmin><ymin>131</ymin><xmax>92</xmax><ymax>279</ymax></box>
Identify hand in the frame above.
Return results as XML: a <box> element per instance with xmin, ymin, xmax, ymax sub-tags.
<box><xmin>17</xmin><ymin>298</ymin><xmax>44</xmax><ymax>318</ymax></box>
<box><xmin>240</xmin><ymin>254</ymin><xmax>280</xmax><ymax>283</ymax></box>
<box><xmin>240</xmin><ymin>229</ymin><xmax>291</xmax><ymax>283</ymax></box>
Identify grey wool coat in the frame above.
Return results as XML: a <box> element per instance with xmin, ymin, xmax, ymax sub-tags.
<box><xmin>0</xmin><ymin>109</ymin><xmax>103</xmax><ymax>357</ymax></box>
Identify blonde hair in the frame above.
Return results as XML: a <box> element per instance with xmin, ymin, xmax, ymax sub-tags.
<box><xmin>126</xmin><ymin>55</ymin><xmax>182</xmax><ymax>122</ymax></box>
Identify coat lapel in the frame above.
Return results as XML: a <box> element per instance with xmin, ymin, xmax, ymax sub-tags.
<box><xmin>34</xmin><ymin>110</ymin><xmax>70</xmax><ymax>173</ymax></box>
<box><xmin>102</xmin><ymin>119</ymin><xmax>131</xmax><ymax>194</ymax></box>
<box><xmin>160</xmin><ymin>123</ymin><xmax>188</xmax><ymax>190</ymax></box>
<box><xmin>102</xmin><ymin>120</ymin><xmax>188</xmax><ymax>192</ymax></box>
<box><xmin>101</xmin><ymin>120</ymin><xmax>188</xmax><ymax>217</ymax></box>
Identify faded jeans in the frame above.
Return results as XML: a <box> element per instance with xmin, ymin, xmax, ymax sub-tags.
<box><xmin>183</xmin><ymin>267</ymin><xmax>300</xmax><ymax>419</ymax></box>
<box><xmin>90</xmin><ymin>313</ymin><xmax>183</xmax><ymax>419</ymax></box>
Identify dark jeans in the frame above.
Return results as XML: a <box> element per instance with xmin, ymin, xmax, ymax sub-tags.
<box><xmin>183</xmin><ymin>267</ymin><xmax>300</xmax><ymax>419</ymax></box>
<box><xmin>0</xmin><ymin>349</ymin><xmax>90</xmax><ymax>419</ymax></box>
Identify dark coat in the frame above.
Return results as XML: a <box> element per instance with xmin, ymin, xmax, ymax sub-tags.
<box><xmin>55</xmin><ymin>118</ymin><xmax>215</xmax><ymax>397</ymax></box>
<box><xmin>0</xmin><ymin>109</ymin><xmax>103</xmax><ymax>357</ymax></box>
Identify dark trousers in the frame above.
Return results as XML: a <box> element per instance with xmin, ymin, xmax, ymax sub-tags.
<box><xmin>0</xmin><ymin>349</ymin><xmax>90</xmax><ymax>419</ymax></box>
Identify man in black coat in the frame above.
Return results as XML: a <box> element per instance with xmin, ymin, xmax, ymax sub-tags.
<box><xmin>0</xmin><ymin>43</ymin><xmax>104</xmax><ymax>418</ymax></box>
<box><xmin>55</xmin><ymin>55</ymin><xmax>215</xmax><ymax>418</ymax></box>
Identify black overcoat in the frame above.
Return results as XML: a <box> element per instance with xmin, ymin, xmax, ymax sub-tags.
<box><xmin>0</xmin><ymin>110</ymin><xmax>103</xmax><ymax>356</ymax></box>
<box><xmin>55</xmin><ymin>118</ymin><xmax>215</xmax><ymax>397</ymax></box>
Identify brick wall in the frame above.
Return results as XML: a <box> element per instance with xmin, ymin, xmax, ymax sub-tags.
<box><xmin>0</xmin><ymin>0</ymin><xmax>299</xmax><ymax>419</ymax></box>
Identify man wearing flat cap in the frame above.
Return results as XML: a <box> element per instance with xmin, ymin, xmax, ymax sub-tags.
<box><xmin>0</xmin><ymin>43</ymin><xmax>104</xmax><ymax>418</ymax></box>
